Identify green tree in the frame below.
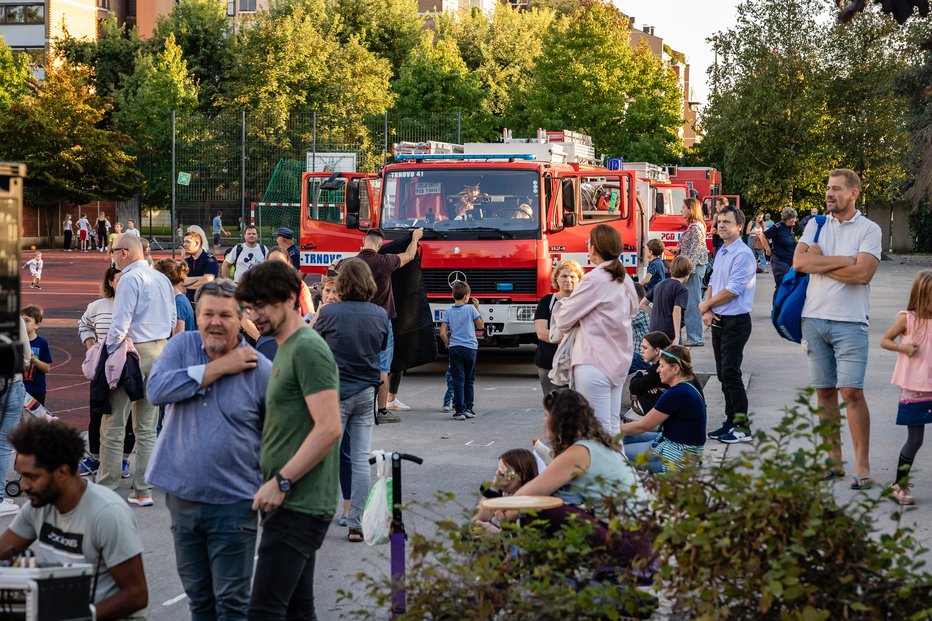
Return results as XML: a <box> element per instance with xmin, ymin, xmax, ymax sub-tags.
<box><xmin>116</xmin><ymin>34</ymin><xmax>199</xmax><ymax>208</ymax></box>
<box><xmin>149</xmin><ymin>0</ymin><xmax>231</xmax><ymax>110</ymax></box>
<box><xmin>0</xmin><ymin>60</ymin><xmax>142</xmax><ymax>241</ymax></box>
<box><xmin>324</xmin><ymin>0</ymin><xmax>423</xmax><ymax>77</ymax></box>
<box><xmin>0</xmin><ymin>36</ymin><xmax>32</xmax><ymax>115</ymax></box>
<box><xmin>823</xmin><ymin>6</ymin><xmax>912</xmax><ymax>207</ymax></box>
<box><xmin>436</xmin><ymin>5</ymin><xmax>554</xmax><ymax>140</ymax></box>
<box><xmin>56</xmin><ymin>17</ymin><xmax>142</xmax><ymax>101</ymax></box>
<box><xmin>512</xmin><ymin>0</ymin><xmax>683</xmax><ymax>162</ymax></box>
<box><xmin>392</xmin><ymin>34</ymin><xmax>484</xmax><ymax>118</ymax></box>
<box><xmin>699</xmin><ymin>0</ymin><xmax>833</xmax><ymax>211</ymax></box>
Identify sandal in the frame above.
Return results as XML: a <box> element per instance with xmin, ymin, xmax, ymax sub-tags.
<box><xmin>347</xmin><ymin>528</ymin><xmax>364</xmax><ymax>543</ymax></box>
<box><xmin>850</xmin><ymin>476</ymin><xmax>873</xmax><ymax>491</ymax></box>
<box><xmin>821</xmin><ymin>469</ymin><xmax>845</xmax><ymax>481</ymax></box>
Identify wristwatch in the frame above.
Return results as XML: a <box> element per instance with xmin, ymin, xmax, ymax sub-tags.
<box><xmin>275</xmin><ymin>472</ymin><xmax>292</xmax><ymax>493</ymax></box>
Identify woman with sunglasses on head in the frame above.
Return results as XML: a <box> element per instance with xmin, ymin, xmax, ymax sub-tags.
<box><xmin>621</xmin><ymin>345</ymin><xmax>706</xmax><ymax>474</ymax></box>
<box><xmin>154</xmin><ymin>259</ymin><xmax>195</xmax><ymax>335</ymax></box>
<box><xmin>554</xmin><ymin>225</ymin><xmax>639</xmax><ymax>436</ymax></box>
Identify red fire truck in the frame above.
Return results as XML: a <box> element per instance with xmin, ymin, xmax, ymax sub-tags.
<box><xmin>298</xmin><ymin>131</ymin><xmax>646</xmax><ymax>346</ymax></box>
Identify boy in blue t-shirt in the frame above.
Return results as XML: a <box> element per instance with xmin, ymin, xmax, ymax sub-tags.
<box><xmin>642</xmin><ymin>239</ymin><xmax>667</xmax><ymax>294</ymax></box>
<box><xmin>20</xmin><ymin>305</ymin><xmax>52</xmax><ymax>406</ymax></box>
<box><xmin>440</xmin><ymin>282</ymin><xmax>485</xmax><ymax>421</ymax></box>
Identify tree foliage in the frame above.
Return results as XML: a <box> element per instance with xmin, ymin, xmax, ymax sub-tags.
<box><xmin>0</xmin><ymin>35</ymin><xmax>32</xmax><ymax>115</ymax></box>
<box><xmin>512</xmin><ymin>0</ymin><xmax>683</xmax><ymax>163</ymax></box>
<box><xmin>116</xmin><ymin>34</ymin><xmax>199</xmax><ymax>208</ymax></box>
<box><xmin>323</xmin><ymin>0</ymin><xmax>423</xmax><ymax>77</ymax></box>
<box><xmin>57</xmin><ymin>17</ymin><xmax>142</xmax><ymax>102</ymax></box>
<box><xmin>0</xmin><ymin>60</ymin><xmax>141</xmax><ymax>210</ymax></box>
<box><xmin>149</xmin><ymin>0</ymin><xmax>231</xmax><ymax>110</ymax></box>
<box><xmin>699</xmin><ymin>0</ymin><xmax>913</xmax><ymax>213</ymax></box>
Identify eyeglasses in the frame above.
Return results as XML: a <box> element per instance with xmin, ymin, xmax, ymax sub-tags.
<box><xmin>660</xmin><ymin>350</ymin><xmax>682</xmax><ymax>365</ymax></box>
<box><xmin>199</xmin><ymin>280</ymin><xmax>237</xmax><ymax>296</ymax></box>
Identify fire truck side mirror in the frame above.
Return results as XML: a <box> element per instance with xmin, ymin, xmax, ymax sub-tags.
<box><xmin>562</xmin><ymin>212</ymin><xmax>576</xmax><ymax>228</ymax></box>
<box><xmin>346</xmin><ymin>213</ymin><xmax>360</xmax><ymax>229</ymax></box>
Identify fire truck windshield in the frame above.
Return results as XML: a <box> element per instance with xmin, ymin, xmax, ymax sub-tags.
<box><xmin>381</xmin><ymin>169</ymin><xmax>540</xmax><ymax>237</ymax></box>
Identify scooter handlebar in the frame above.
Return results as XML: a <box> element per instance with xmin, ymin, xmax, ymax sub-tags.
<box><xmin>368</xmin><ymin>452</ymin><xmax>424</xmax><ymax>465</ymax></box>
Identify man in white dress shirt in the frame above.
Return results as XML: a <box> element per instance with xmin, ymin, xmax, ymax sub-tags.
<box><xmin>101</xmin><ymin>234</ymin><xmax>176</xmax><ymax>507</ymax></box>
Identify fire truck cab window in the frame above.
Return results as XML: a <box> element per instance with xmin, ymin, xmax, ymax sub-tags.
<box><xmin>579</xmin><ymin>176</ymin><xmax>622</xmax><ymax>224</ymax></box>
<box><xmin>380</xmin><ymin>169</ymin><xmax>541</xmax><ymax>238</ymax></box>
<box><xmin>306</xmin><ymin>177</ymin><xmax>344</xmax><ymax>224</ymax></box>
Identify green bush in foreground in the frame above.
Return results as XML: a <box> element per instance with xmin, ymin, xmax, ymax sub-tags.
<box><xmin>652</xmin><ymin>390</ymin><xmax>932</xmax><ymax>620</ymax></box>
<box><xmin>341</xmin><ymin>390</ymin><xmax>932</xmax><ymax>620</ymax></box>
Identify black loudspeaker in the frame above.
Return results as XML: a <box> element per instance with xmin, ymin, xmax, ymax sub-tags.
<box><xmin>0</xmin><ymin>162</ymin><xmax>25</xmax><ymax>380</ymax></box>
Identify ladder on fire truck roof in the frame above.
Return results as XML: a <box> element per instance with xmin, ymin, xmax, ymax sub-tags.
<box><xmin>392</xmin><ymin>129</ymin><xmax>599</xmax><ymax>166</ymax></box>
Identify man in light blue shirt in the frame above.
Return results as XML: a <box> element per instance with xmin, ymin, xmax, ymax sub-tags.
<box><xmin>101</xmin><ymin>234</ymin><xmax>176</xmax><ymax>503</ymax></box>
<box><xmin>147</xmin><ymin>278</ymin><xmax>270</xmax><ymax>621</ymax></box>
<box><xmin>699</xmin><ymin>206</ymin><xmax>757</xmax><ymax>444</ymax></box>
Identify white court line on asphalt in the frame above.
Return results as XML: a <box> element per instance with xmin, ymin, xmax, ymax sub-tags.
<box><xmin>163</xmin><ymin>593</ymin><xmax>187</xmax><ymax>607</ymax></box>
<box><xmin>464</xmin><ymin>440</ymin><xmax>494</xmax><ymax>447</ymax></box>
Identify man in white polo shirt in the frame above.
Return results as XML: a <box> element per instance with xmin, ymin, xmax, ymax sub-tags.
<box><xmin>793</xmin><ymin>168</ymin><xmax>881</xmax><ymax>491</ymax></box>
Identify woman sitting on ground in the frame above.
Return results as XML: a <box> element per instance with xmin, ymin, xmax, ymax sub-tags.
<box><xmin>621</xmin><ymin>346</ymin><xmax>707</xmax><ymax>474</ymax></box>
<box><xmin>474</xmin><ymin>449</ymin><xmax>538</xmax><ymax>533</ymax></box>
<box><xmin>507</xmin><ymin>389</ymin><xmax>652</xmax><ymax>566</ymax></box>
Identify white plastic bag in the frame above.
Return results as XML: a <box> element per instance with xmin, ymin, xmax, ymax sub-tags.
<box><xmin>362</xmin><ymin>450</ymin><xmax>392</xmax><ymax>546</ymax></box>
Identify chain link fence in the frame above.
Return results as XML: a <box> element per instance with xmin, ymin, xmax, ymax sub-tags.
<box><xmin>140</xmin><ymin>110</ymin><xmax>462</xmax><ymax>252</ymax></box>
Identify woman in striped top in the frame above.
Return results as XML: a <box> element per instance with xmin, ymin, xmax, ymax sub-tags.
<box><xmin>621</xmin><ymin>345</ymin><xmax>707</xmax><ymax>473</ymax></box>
<box><xmin>77</xmin><ymin>266</ymin><xmax>135</xmax><ymax>479</ymax></box>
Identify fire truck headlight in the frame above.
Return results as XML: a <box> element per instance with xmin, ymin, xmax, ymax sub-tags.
<box><xmin>509</xmin><ymin>306</ymin><xmax>536</xmax><ymax>322</ymax></box>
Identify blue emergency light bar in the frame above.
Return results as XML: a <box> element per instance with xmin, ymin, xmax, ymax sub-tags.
<box><xmin>397</xmin><ymin>153</ymin><xmax>538</xmax><ymax>161</ymax></box>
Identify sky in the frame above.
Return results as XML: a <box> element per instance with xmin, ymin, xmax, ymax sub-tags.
<box><xmin>612</xmin><ymin>0</ymin><xmax>744</xmax><ymax>106</ymax></box>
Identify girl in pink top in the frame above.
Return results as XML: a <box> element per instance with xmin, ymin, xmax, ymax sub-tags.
<box><xmin>880</xmin><ymin>269</ymin><xmax>932</xmax><ymax>505</ymax></box>
<box><xmin>556</xmin><ymin>225</ymin><xmax>638</xmax><ymax>436</ymax></box>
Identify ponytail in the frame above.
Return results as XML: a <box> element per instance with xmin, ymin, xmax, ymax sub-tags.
<box><xmin>603</xmin><ymin>258</ymin><xmax>627</xmax><ymax>282</ymax></box>
<box><xmin>589</xmin><ymin>224</ymin><xmax>627</xmax><ymax>283</ymax></box>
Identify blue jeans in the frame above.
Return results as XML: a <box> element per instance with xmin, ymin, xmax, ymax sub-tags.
<box><xmin>339</xmin><ymin>427</ymin><xmax>351</xmax><ymax>503</ymax></box>
<box><xmin>623</xmin><ymin>432</ymin><xmax>664</xmax><ymax>473</ymax></box>
<box><xmin>339</xmin><ymin>387</ymin><xmax>375</xmax><ymax>529</ymax></box>
<box><xmin>0</xmin><ymin>378</ymin><xmax>25</xmax><ymax>500</ymax></box>
<box><xmin>443</xmin><ymin>369</ymin><xmax>454</xmax><ymax>406</ymax></box>
<box><xmin>449</xmin><ymin>346</ymin><xmax>477</xmax><ymax>413</ymax></box>
<box><xmin>166</xmin><ymin>494</ymin><xmax>258</xmax><ymax>621</ymax></box>
<box><xmin>757</xmin><ymin>249</ymin><xmax>768</xmax><ymax>271</ymax></box>
<box><xmin>684</xmin><ymin>263</ymin><xmax>707</xmax><ymax>345</ymax></box>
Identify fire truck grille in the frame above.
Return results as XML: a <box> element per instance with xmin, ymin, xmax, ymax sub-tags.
<box><xmin>422</xmin><ymin>269</ymin><xmax>537</xmax><ymax>295</ymax></box>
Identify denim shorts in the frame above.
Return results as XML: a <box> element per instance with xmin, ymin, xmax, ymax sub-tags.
<box><xmin>378</xmin><ymin>322</ymin><xmax>394</xmax><ymax>374</ymax></box>
<box><xmin>801</xmin><ymin>317</ymin><xmax>869</xmax><ymax>389</ymax></box>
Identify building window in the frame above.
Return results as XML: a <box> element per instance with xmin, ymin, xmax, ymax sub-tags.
<box><xmin>238</xmin><ymin>0</ymin><xmax>255</xmax><ymax>11</ymax></box>
<box><xmin>13</xmin><ymin>47</ymin><xmax>44</xmax><ymax>65</ymax></box>
<box><xmin>0</xmin><ymin>4</ymin><xmax>45</xmax><ymax>24</ymax></box>
<box><xmin>227</xmin><ymin>0</ymin><xmax>235</xmax><ymax>16</ymax></box>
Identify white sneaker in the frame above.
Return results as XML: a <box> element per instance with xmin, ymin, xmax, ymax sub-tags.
<box><xmin>386</xmin><ymin>399</ymin><xmax>411</xmax><ymax>411</ymax></box>
<box><xmin>127</xmin><ymin>495</ymin><xmax>154</xmax><ymax>507</ymax></box>
<box><xmin>0</xmin><ymin>499</ymin><xmax>20</xmax><ymax>517</ymax></box>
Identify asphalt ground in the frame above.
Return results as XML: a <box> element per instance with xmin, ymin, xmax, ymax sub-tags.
<box><xmin>3</xmin><ymin>247</ymin><xmax>932</xmax><ymax>619</ymax></box>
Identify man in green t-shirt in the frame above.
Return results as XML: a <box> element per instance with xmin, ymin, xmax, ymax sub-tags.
<box><xmin>235</xmin><ymin>261</ymin><xmax>342</xmax><ymax>620</ymax></box>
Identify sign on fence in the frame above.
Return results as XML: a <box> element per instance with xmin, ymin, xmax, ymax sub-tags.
<box><xmin>177</xmin><ymin>172</ymin><xmax>191</xmax><ymax>186</ymax></box>
<box><xmin>306</xmin><ymin>153</ymin><xmax>357</xmax><ymax>173</ymax></box>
